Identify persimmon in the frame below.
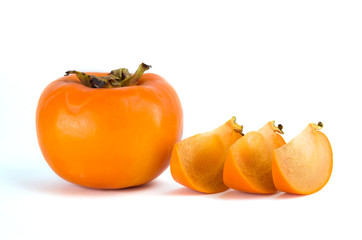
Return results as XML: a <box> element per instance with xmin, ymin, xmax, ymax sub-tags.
<box><xmin>36</xmin><ymin>63</ymin><xmax>183</xmax><ymax>189</ymax></box>
<box><xmin>223</xmin><ymin>121</ymin><xmax>285</xmax><ymax>194</ymax></box>
<box><xmin>272</xmin><ymin>122</ymin><xmax>333</xmax><ymax>194</ymax></box>
<box><xmin>170</xmin><ymin>117</ymin><xmax>243</xmax><ymax>193</ymax></box>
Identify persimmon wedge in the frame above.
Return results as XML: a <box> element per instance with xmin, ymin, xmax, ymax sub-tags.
<box><xmin>272</xmin><ymin>122</ymin><xmax>333</xmax><ymax>195</ymax></box>
<box><xmin>170</xmin><ymin>117</ymin><xmax>243</xmax><ymax>194</ymax></box>
<box><xmin>223</xmin><ymin>121</ymin><xmax>286</xmax><ymax>194</ymax></box>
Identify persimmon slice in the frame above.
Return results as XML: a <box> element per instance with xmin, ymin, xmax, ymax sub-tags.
<box><xmin>272</xmin><ymin>122</ymin><xmax>333</xmax><ymax>195</ymax></box>
<box><xmin>223</xmin><ymin>121</ymin><xmax>285</xmax><ymax>194</ymax></box>
<box><xmin>170</xmin><ymin>117</ymin><xmax>243</xmax><ymax>193</ymax></box>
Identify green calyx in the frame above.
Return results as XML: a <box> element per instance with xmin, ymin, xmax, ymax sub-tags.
<box><xmin>65</xmin><ymin>63</ymin><xmax>151</xmax><ymax>88</ymax></box>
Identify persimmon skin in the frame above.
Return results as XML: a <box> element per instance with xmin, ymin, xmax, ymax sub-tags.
<box><xmin>170</xmin><ymin>118</ymin><xmax>242</xmax><ymax>194</ymax></box>
<box><xmin>223</xmin><ymin>121</ymin><xmax>285</xmax><ymax>194</ymax></box>
<box><xmin>36</xmin><ymin>72</ymin><xmax>183</xmax><ymax>189</ymax></box>
<box><xmin>272</xmin><ymin>124</ymin><xmax>333</xmax><ymax>195</ymax></box>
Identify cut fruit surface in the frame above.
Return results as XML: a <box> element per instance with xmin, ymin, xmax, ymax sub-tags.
<box><xmin>223</xmin><ymin>121</ymin><xmax>285</xmax><ymax>194</ymax></box>
<box><xmin>170</xmin><ymin>117</ymin><xmax>243</xmax><ymax>193</ymax></box>
<box><xmin>272</xmin><ymin>122</ymin><xmax>333</xmax><ymax>195</ymax></box>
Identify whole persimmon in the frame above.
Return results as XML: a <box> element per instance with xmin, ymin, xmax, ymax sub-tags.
<box><xmin>36</xmin><ymin>63</ymin><xmax>183</xmax><ymax>189</ymax></box>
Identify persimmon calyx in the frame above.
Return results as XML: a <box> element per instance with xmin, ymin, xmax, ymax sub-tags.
<box><xmin>65</xmin><ymin>63</ymin><xmax>151</xmax><ymax>88</ymax></box>
<box><xmin>271</xmin><ymin>121</ymin><xmax>284</xmax><ymax>134</ymax></box>
<box><xmin>231</xmin><ymin>116</ymin><xmax>244</xmax><ymax>136</ymax></box>
<box><xmin>311</xmin><ymin>122</ymin><xmax>323</xmax><ymax>131</ymax></box>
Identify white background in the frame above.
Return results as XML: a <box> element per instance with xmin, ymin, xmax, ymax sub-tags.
<box><xmin>1</xmin><ymin>0</ymin><xmax>361</xmax><ymax>239</ymax></box>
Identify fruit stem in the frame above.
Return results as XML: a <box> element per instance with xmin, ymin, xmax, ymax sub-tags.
<box><xmin>311</xmin><ymin>122</ymin><xmax>323</xmax><ymax>130</ymax></box>
<box><xmin>65</xmin><ymin>63</ymin><xmax>151</xmax><ymax>88</ymax></box>
<box><xmin>272</xmin><ymin>121</ymin><xmax>284</xmax><ymax>134</ymax></box>
<box><xmin>231</xmin><ymin>116</ymin><xmax>244</xmax><ymax>136</ymax></box>
<box><xmin>120</xmin><ymin>63</ymin><xmax>151</xmax><ymax>87</ymax></box>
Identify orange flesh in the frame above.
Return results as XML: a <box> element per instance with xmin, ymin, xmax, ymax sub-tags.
<box><xmin>272</xmin><ymin>124</ymin><xmax>333</xmax><ymax>194</ymax></box>
<box><xmin>170</xmin><ymin>118</ymin><xmax>242</xmax><ymax>193</ymax></box>
<box><xmin>223</xmin><ymin>121</ymin><xmax>285</xmax><ymax>194</ymax></box>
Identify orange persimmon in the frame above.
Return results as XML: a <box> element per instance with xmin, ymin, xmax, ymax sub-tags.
<box><xmin>36</xmin><ymin>63</ymin><xmax>183</xmax><ymax>189</ymax></box>
<box><xmin>223</xmin><ymin>121</ymin><xmax>285</xmax><ymax>194</ymax></box>
<box><xmin>272</xmin><ymin>122</ymin><xmax>333</xmax><ymax>195</ymax></box>
<box><xmin>170</xmin><ymin>117</ymin><xmax>243</xmax><ymax>193</ymax></box>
